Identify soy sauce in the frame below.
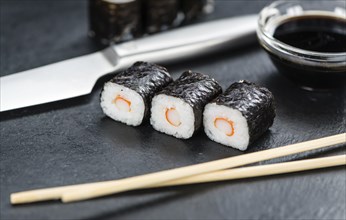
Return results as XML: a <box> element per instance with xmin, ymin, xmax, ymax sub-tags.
<box><xmin>262</xmin><ymin>15</ymin><xmax>346</xmax><ymax>89</ymax></box>
<box><xmin>273</xmin><ymin>16</ymin><xmax>346</xmax><ymax>53</ymax></box>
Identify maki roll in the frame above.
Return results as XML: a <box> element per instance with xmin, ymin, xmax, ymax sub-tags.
<box><xmin>88</xmin><ymin>0</ymin><xmax>214</xmax><ymax>45</ymax></box>
<box><xmin>203</xmin><ymin>80</ymin><xmax>276</xmax><ymax>151</ymax></box>
<box><xmin>89</xmin><ymin>0</ymin><xmax>142</xmax><ymax>45</ymax></box>
<box><xmin>150</xmin><ymin>71</ymin><xmax>222</xmax><ymax>139</ymax></box>
<box><xmin>143</xmin><ymin>0</ymin><xmax>180</xmax><ymax>34</ymax></box>
<box><xmin>181</xmin><ymin>0</ymin><xmax>214</xmax><ymax>23</ymax></box>
<box><xmin>100</xmin><ymin>61</ymin><xmax>173</xmax><ymax>126</ymax></box>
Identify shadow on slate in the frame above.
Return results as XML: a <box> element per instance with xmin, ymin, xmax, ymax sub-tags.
<box><xmin>75</xmin><ymin>164</ymin><xmax>345</xmax><ymax>220</ymax></box>
<box><xmin>83</xmin><ymin>183</ymin><xmax>226</xmax><ymax>220</ymax></box>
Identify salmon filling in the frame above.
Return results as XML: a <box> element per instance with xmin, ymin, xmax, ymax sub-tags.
<box><xmin>165</xmin><ymin>107</ymin><xmax>181</xmax><ymax>127</ymax></box>
<box><xmin>214</xmin><ymin>117</ymin><xmax>235</xmax><ymax>136</ymax></box>
<box><xmin>113</xmin><ymin>96</ymin><xmax>131</xmax><ymax>112</ymax></box>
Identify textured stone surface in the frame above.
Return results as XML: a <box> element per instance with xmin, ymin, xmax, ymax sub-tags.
<box><xmin>1</xmin><ymin>1</ymin><xmax>345</xmax><ymax>219</ymax></box>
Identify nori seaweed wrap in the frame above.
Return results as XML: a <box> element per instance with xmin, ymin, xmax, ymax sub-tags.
<box><xmin>143</xmin><ymin>0</ymin><xmax>180</xmax><ymax>34</ymax></box>
<box><xmin>89</xmin><ymin>0</ymin><xmax>214</xmax><ymax>45</ymax></box>
<box><xmin>180</xmin><ymin>0</ymin><xmax>214</xmax><ymax>23</ymax></box>
<box><xmin>150</xmin><ymin>70</ymin><xmax>222</xmax><ymax>139</ymax></box>
<box><xmin>89</xmin><ymin>0</ymin><xmax>142</xmax><ymax>44</ymax></box>
<box><xmin>204</xmin><ymin>80</ymin><xmax>276</xmax><ymax>150</ymax></box>
<box><xmin>100</xmin><ymin>61</ymin><xmax>173</xmax><ymax>126</ymax></box>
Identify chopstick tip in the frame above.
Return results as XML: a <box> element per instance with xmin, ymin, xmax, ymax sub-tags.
<box><xmin>10</xmin><ymin>193</ymin><xmax>20</xmax><ymax>205</ymax></box>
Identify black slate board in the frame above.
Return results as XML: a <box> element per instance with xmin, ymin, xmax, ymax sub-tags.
<box><xmin>1</xmin><ymin>1</ymin><xmax>345</xmax><ymax>219</ymax></box>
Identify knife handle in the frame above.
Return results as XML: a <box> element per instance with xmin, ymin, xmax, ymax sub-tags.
<box><xmin>112</xmin><ymin>14</ymin><xmax>258</xmax><ymax>68</ymax></box>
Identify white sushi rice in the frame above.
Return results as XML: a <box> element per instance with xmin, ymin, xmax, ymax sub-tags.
<box><xmin>100</xmin><ymin>82</ymin><xmax>145</xmax><ymax>126</ymax></box>
<box><xmin>203</xmin><ymin>103</ymin><xmax>250</xmax><ymax>151</ymax></box>
<box><xmin>150</xmin><ymin>94</ymin><xmax>195</xmax><ymax>139</ymax></box>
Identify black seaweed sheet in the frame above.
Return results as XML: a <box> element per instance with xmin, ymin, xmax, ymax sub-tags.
<box><xmin>143</xmin><ymin>0</ymin><xmax>180</xmax><ymax>34</ymax></box>
<box><xmin>213</xmin><ymin>80</ymin><xmax>276</xmax><ymax>144</ymax></box>
<box><xmin>159</xmin><ymin>70</ymin><xmax>222</xmax><ymax>132</ymax></box>
<box><xmin>181</xmin><ymin>0</ymin><xmax>211</xmax><ymax>23</ymax></box>
<box><xmin>89</xmin><ymin>0</ymin><xmax>142</xmax><ymax>44</ymax></box>
<box><xmin>109</xmin><ymin>61</ymin><xmax>173</xmax><ymax>119</ymax></box>
<box><xmin>88</xmin><ymin>0</ymin><xmax>213</xmax><ymax>44</ymax></box>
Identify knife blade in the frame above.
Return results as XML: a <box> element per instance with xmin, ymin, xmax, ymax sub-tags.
<box><xmin>0</xmin><ymin>14</ymin><xmax>257</xmax><ymax>112</ymax></box>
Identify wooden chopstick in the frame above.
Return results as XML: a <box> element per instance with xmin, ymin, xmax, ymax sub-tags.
<box><xmin>10</xmin><ymin>133</ymin><xmax>345</xmax><ymax>204</ymax></box>
<box><xmin>60</xmin><ymin>133</ymin><xmax>345</xmax><ymax>202</ymax></box>
<box><xmin>11</xmin><ymin>154</ymin><xmax>345</xmax><ymax>205</ymax></box>
<box><xmin>153</xmin><ymin>154</ymin><xmax>345</xmax><ymax>187</ymax></box>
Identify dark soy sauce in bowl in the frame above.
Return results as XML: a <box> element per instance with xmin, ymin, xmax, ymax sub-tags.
<box><xmin>273</xmin><ymin>16</ymin><xmax>346</xmax><ymax>53</ymax></box>
<box><xmin>258</xmin><ymin>11</ymin><xmax>346</xmax><ymax>89</ymax></box>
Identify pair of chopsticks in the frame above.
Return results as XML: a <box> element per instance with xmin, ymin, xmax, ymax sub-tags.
<box><xmin>11</xmin><ymin>133</ymin><xmax>346</xmax><ymax>205</ymax></box>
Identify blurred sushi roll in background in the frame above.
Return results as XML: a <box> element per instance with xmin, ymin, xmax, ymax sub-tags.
<box><xmin>181</xmin><ymin>0</ymin><xmax>214</xmax><ymax>23</ymax></box>
<box><xmin>151</xmin><ymin>71</ymin><xmax>222</xmax><ymax>139</ymax></box>
<box><xmin>100</xmin><ymin>62</ymin><xmax>173</xmax><ymax>126</ymax></box>
<box><xmin>143</xmin><ymin>0</ymin><xmax>180</xmax><ymax>34</ymax></box>
<box><xmin>89</xmin><ymin>0</ymin><xmax>214</xmax><ymax>44</ymax></box>
<box><xmin>89</xmin><ymin>0</ymin><xmax>142</xmax><ymax>45</ymax></box>
<box><xmin>204</xmin><ymin>80</ymin><xmax>276</xmax><ymax>151</ymax></box>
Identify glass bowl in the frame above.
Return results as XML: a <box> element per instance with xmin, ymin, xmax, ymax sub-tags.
<box><xmin>257</xmin><ymin>0</ymin><xmax>346</xmax><ymax>89</ymax></box>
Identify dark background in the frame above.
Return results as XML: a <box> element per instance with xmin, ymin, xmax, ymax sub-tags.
<box><xmin>0</xmin><ymin>0</ymin><xmax>345</xmax><ymax>219</ymax></box>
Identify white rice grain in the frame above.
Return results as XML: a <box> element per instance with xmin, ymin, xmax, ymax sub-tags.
<box><xmin>203</xmin><ymin>103</ymin><xmax>250</xmax><ymax>150</ymax></box>
<box><xmin>100</xmin><ymin>82</ymin><xmax>145</xmax><ymax>126</ymax></box>
<box><xmin>150</xmin><ymin>94</ymin><xmax>195</xmax><ymax>139</ymax></box>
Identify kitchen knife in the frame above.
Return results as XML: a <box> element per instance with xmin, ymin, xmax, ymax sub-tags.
<box><xmin>0</xmin><ymin>14</ymin><xmax>257</xmax><ymax>112</ymax></box>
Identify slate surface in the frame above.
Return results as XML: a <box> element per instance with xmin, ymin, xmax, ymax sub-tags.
<box><xmin>0</xmin><ymin>1</ymin><xmax>345</xmax><ymax>219</ymax></box>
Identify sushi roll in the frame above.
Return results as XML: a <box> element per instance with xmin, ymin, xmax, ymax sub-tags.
<box><xmin>203</xmin><ymin>80</ymin><xmax>276</xmax><ymax>151</ymax></box>
<box><xmin>88</xmin><ymin>0</ymin><xmax>142</xmax><ymax>45</ymax></box>
<box><xmin>150</xmin><ymin>70</ymin><xmax>222</xmax><ymax>139</ymax></box>
<box><xmin>100</xmin><ymin>61</ymin><xmax>173</xmax><ymax>126</ymax></box>
<box><xmin>180</xmin><ymin>0</ymin><xmax>214</xmax><ymax>23</ymax></box>
<box><xmin>143</xmin><ymin>0</ymin><xmax>180</xmax><ymax>34</ymax></box>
